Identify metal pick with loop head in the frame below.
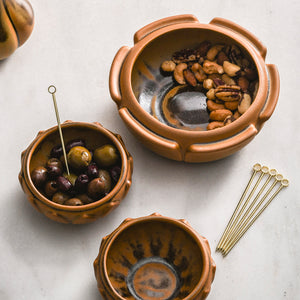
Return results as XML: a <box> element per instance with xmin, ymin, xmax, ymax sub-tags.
<box><xmin>48</xmin><ymin>85</ymin><xmax>70</xmax><ymax>176</ymax></box>
<box><xmin>222</xmin><ymin>176</ymin><xmax>289</xmax><ymax>256</ymax></box>
<box><xmin>216</xmin><ymin>163</ymin><xmax>289</xmax><ymax>256</ymax></box>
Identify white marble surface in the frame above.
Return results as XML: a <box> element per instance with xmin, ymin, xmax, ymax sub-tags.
<box><xmin>0</xmin><ymin>1</ymin><xmax>299</xmax><ymax>299</ymax></box>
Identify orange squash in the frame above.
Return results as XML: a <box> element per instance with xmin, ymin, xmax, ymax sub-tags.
<box><xmin>0</xmin><ymin>0</ymin><xmax>34</xmax><ymax>60</ymax></box>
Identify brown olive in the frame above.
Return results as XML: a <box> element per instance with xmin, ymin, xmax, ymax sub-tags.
<box><xmin>46</xmin><ymin>158</ymin><xmax>63</xmax><ymax>169</ymax></box>
<box><xmin>67</xmin><ymin>146</ymin><xmax>92</xmax><ymax>169</ymax></box>
<box><xmin>75</xmin><ymin>174</ymin><xmax>89</xmax><ymax>193</ymax></box>
<box><xmin>86</xmin><ymin>163</ymin><xmax>99</xmax><ymax>179</ymax></box>
<box><xmin>77</xmin><ymin>193</ymin><xmax>94</xmax><ymax>205</ymax></box>
<box><xmin>98</xmin><ymin>169</ymin><xmax>112</xmax><ymax>192</ymax></box>
<box><xmin>47</xmin><ymin>165</ymin><xmax>62</xmax><ymax>178</ymax></box>
<box><xmin>52</xmin><ymin>192</ymin><xmax>70</xmax><ymax>204</ymax></box>
<box><xmin>50</xmin><ymin>144</ymin><xmax>63</xmax><ymax>158</ymax></box>
<box><xmin>56</xmin><ymin>176</ymin><xmax>72</xmax><ymax>193</ymax></box>
<box><xmin>31</xmin><ymin>166</ymin><xmax>47</xmax><ymax>188</ymax></box>
<box><xmin>94</xmin><ymin>144</ymin><xmax>119</xmax><ymax>167</ymax></box>
<box><xmin>64</xmin><ymin>198</ymin><xmax>83</xmax><ymax>206</ymax></box>
<box><xmin>66</xmin><ymin>139</ymin><xmax>86</xmax><ymax>153</ymax></box>
<box><xmin>110</xmin><ymin>165</ymin><xmax>121</xmax><ymax>183</ymax></box>
<box><xmin>87</xmin><ymin>178</ymin><xmax>108</xmax><ymax>200</ymax></box>
<box><xmin>44</xmin><ymin>180</ymin><xmax>58</xmax><ymax>198</ymax></box>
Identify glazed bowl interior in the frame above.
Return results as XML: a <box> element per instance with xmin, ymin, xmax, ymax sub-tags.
<box><xmin>28</xmin><ymin>123</ymin><xmax>125</xmax><ymax>207</ymax></box>
<box><xmin>105</xmin><ymin>219</ymin><xmax>204</xmax><ymax>300</ymax></box>
<box><xmin>131</xmin><ymin>27</ymin><xmax>257</xmax><ymax>131</ymax></box>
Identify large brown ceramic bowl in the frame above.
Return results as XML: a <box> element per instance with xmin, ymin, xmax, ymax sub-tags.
<box><xmin>94</xmin><ymin>213</ymin><xmax>216</xmax><ymax>300</ymax></box>
<box><xmin>19</xmin><ymin>121</ymin><xmax>133</xmax><ymax>224</ymax></box>
<box><xmin>109</xmin><ymin>15</ymin><xmax>280</xmax><ymax>162</ymax></box>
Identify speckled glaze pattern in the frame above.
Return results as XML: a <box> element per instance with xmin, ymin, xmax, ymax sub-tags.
<box><xmin>19</xmin><ymin>121</ymin><xmax>133</xmax><ymax>224</ymax></box>
<box><xmin>94</xmin><ymin>213</ymin><xmax>216</xmax><ymax>300</ymax></box>
<box><xmin>109</xmin><ymin>15</ymin><xmax>280</xmax><ymax>162</ymax></box>
<box><xmin>0</xmin><ymin>0</ymin><xmax>34</xmax><ymax>59</ymax></box>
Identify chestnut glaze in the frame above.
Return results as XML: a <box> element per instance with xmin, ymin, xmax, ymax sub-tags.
<box><xmin>94</xmin><ymin>213</ymin><xmax>216</xmax><ymax>300</ymax></box>
<box><xmin>109</xmin><ymin>15</ymin><xmax>280</xmax><ymax>162</ymax></box>
<box><xmin>19</xmin><ymin>121</ymin><xmax>133</xmax><ymax>224</ymax></box>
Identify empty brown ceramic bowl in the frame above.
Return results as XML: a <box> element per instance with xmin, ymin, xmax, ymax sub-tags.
<box><xmin>109</xmin><ymin>15</ymin><xmax>280</xmax><ymax>162</ymax></box>
<box><xmin>94</xmin><ymin>213</ymin><xmax>216</xmax><ymax>300</ymax></box>
<box><xmin>19</xmin><ymin>121</ymin><xmax>133</xmax><ymax>224</ymax></box>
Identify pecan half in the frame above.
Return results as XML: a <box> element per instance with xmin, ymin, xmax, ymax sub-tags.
<box><xmin>215</xmin><ymin>85</ymin><xmax>242</xmax><ymax>102</ymax></box>
<box><xmin>196</xmin><ymin>41</ymin><xmax>212</xmax><ymax>57</ymax></box>
<box><xmin>172</xmin><ymin>48</ymin><xmax>198</xmax><ymax>64</ymax></box>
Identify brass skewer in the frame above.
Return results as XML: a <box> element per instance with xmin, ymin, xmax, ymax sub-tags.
<box><xmin>218</xmin><ymin>165</ymin><xmax>269</xmax><ymax>250</ymax></box>
<box><xmin>220</xmin><ymin>168</ymin><xmax>277</xmax><ymax>251</ymax></box>
<box><xmin>216</xmin><ymin>163</ymin><xmax>261</xmax><ymax>251</ymax></box>
<box><xmin>222</xmin><ymin>175</ymin><xmax>288</xmax><ymax>256</ymax></box>
<box><xmin>48</xmin><ymin>85</ymin><xmax>70</xmax><ymax>176</ymax></box>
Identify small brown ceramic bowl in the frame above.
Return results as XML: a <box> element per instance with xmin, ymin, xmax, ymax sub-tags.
<box><xmin>19</xmin><ymin>121</ymin><xmax>133</xmax><ymax>224</ymax></box>
<box><xmin>109</xmin><ymin>15</ymin><xmax>280</xmax><ymax>162</ymax></box>
<box><xmin>94</xmin><ymin>213</ymin><xmax>216</xmax><ymax>300</ymax></box>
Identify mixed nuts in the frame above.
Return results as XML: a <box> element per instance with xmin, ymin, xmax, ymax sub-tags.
<box><xmin>160</xmin><ymin>41</ymin><xmax>258</xmax><ymax>130</ymax></box>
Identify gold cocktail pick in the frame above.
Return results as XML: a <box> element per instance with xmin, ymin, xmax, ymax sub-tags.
<box><xmin>216</xmin><ymin>164</ymin><xmax>289</xmax><ymax>256</ymax></box>
<box><xmin>222</xmin><ymin>176</ymin><xmax>289</xmax><ymax>256</ymax></box>
<box><xmin>48</xmin><ymin>85</ymin><xmax>70</xmax><ymax>176</ymax></box>
<box><xmin>220</xmin><ymin>168</ymin><xmax>277</xmax><ymax>251</ymax></box>
<box><xmin>216</xmin><ymin>163</ymin><xmax>261</xmax><ymax>250</ymax></box>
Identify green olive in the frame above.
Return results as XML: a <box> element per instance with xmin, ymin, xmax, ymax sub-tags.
<box><xmin>63</xmin><ymin>172</ymin><xmax>78</xmax><ymax>186</ymax></box>
<box><xmin>67</xmin><ymin>146</ymin><xmax>92</xmax><ymax>170</ymax></box>
<box><xmin>94</xmin><ymin>144</ymin><xmax>119</xmax><ymax>167</ymax></box>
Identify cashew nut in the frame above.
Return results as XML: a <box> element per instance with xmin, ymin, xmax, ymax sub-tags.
<box><xmin>210</xmin><ymin>109</ymin><xmax>233</xmax><ymax>121</ymax></box>
<box><xmin>207</xmin><ymin>99</ymin><xmax>225</xmax><ymax>111</ymax></box>
<box><xmin>207</xmin><ymin>121</ymin><xmax>224</xmax><ymax>130</ymax></box>
<box><xmin>174</xmin><ymin>63</ymin><xmax>187</xmax><ymax>84</ymax></box>
<box><xmin>224</xmin><ymin>101</ymin><xmax>239</xmax><ymax>110</ymax></box>
<box><xmin>206</xmin><ymin>44</ymin><xmax>224</xmax><ymax>61</ymax></box>
<box><xmin>191</xmin><ymin>63</ymin><xmax>207</xmax><ymax>82</ymax></box>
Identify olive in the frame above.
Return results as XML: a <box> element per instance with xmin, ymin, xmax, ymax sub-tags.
<box><xmin>57</xmin><ymin>176</ymin><xmax>73</xmax><ymax>193</ymax></box>
<box><xmin>110</xmin><ymin>165</ymin><xmax>121</xmax><ymax>183</ymax></box>
<box><xmin>50</xmin><ymin>144</ymin><xmax>63</xmax><ymax>158</ymax></box>
<box><xmin>98</xmin><ymin>169</ymin><xmax>112</xmax><ymax>192</ymax></box>
<box><xmin>46</xmin><ymin>158</ymin><xmax>63</xmax><ymax>169</ymax></box>
<box><xmin>87</xmin><ymin>178</ymin><xmax>108</xmax><ymax>200</ymax></box>
<box><xmin>86</xmin><ymin>163</ymin><xmax>99</xmax><ymax>179</ymax></box>
<box><xmin>75</xmin><ymin>174</ymin><xmax>89</xmax><ymax>193</ymax></box>
<box><xmin>63</xmin><ymin>172</ymin><xmax>78</xmax><ymax>186</ymax></box>
<box><xmin>67</xmin><ymin>146</ymin><xmax>92</xmax><ymax>170</ymax></box>
<box><xmin>31</xmin><ymin>166</ymin><xmax>47</xmax><ymax>188</ymax></box>
<box><xmin>44</xmin><ymin>180</ymin><xmax>58</xmax><ymax>198</ymax></box>
<box><xmin>47</xmin><ymin>165</ymin><xmax>62</xmax><ymax>179</ymax></box>
<box><xmin>77</xmin><ymin>193</ymin><xmax>94</xmax><ymax>205</ymax></box>
<box><xmin>52</xmin><ymin>192</ymin><xmax>70</xmax><ymax>205</ymax></box>
<box><xmin>64</xmin><ymin>198</ymin><xmax>83</xmax><ymax>206</ymax></box>
<box><xmin>94</xmin><ymin>144</ymin><xmax>119</xmax><ymax>167</ymax></box>
<box><xmin>66</xmin><ymin>139</ymin><xmax>86</xmax><ymax>153</ymax></box>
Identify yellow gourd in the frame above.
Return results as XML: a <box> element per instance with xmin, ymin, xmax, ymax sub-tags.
<box><xmin>0</xmin><ymin>0</ymin><xmax>34</xmax><ymax>60</ymax></box>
